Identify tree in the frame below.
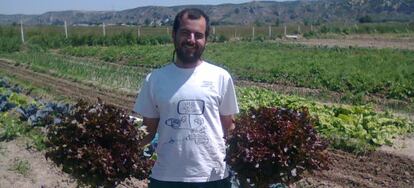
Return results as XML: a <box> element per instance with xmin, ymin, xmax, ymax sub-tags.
<box><xmin>358</xmin><ymin>15</ymin><xmax>373</xmax><ymax>23</ymax></box>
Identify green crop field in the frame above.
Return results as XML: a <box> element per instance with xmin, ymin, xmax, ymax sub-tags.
<box><xmin>58</xmin><ymin>42</ymin><xmax>414</xmax><ymax>103</ymax></box>
<box><xmin>1</xmin><ymin>22</ymin><xmax>414</xmax><ymax>155</ymax></box>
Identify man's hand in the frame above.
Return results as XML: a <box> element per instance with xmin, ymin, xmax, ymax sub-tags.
<box><xmin>138</xmin><ymin>117</ymin><xmax>159</xmax><ymax>148</ymax></box>
<box><xmin>220</xmin><ymin>115</ymin><xmax>235</xmax><ymax>138</ymax></box>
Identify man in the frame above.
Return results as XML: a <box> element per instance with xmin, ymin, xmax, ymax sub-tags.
<box><xmin>134</xmin><ymin>8</ymin><xmax>239</xmax><ymax>188</ymax></box>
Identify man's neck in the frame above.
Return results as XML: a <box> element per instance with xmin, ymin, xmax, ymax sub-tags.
<box><xmin>174</xmin><ymin>59</ymin><xmax>203</xmax><ymax>69</ymax></box>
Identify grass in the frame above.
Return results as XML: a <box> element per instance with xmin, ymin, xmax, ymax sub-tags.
<box><xmin>9</xmin><ymin>158</ymin><xmax>31</xmax><ymax>176</ymax></box>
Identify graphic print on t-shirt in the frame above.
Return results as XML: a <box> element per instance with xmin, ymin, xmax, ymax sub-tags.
<box><xmin>164</xmin><ymin>99</ymin><xmax>209</xmax><ymax>145</ymax></box>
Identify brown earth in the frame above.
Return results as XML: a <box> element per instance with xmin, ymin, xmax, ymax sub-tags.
<box><xmin>296</xmin><ymin>149</ymin><xmax>414</xmax><ymax>188</ymax></box>
<box><xmin>0</xmin><ymin>137</ymin><xmax>147</xmax><ymax>188</ymax></box>
<box><xmin>1</xmin><ymin>59</ymin><xmax>414</xmax><ymax>187</ymax></box>
<box><xmin>282</xmin><ymin>35</ymin><xmax>414</xmax><ymax>50</ymax></box>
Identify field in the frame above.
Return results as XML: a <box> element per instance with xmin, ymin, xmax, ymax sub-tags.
<box><xmin>0</xmin><ymin>23</ymin><xmax>414</xmax><ymax>187</ymax></box>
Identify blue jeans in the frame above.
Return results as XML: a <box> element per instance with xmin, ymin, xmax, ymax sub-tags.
<box><xmin>148</xmin><ymin>177</ymin><xmax>231</xmax><ymax>188</ymax></box>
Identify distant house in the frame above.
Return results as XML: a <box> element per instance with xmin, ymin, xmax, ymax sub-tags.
<box><xmin>285</xmin><ymin>34</ymin><xmax>299</xmax><ymax>39</ymax></box>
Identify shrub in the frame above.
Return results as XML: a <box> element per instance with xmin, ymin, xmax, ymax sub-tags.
<box><xmin>46</xmin><ymin>99</ymin><xmax>153</xmax><ymax>186</ymax></box>
<box><xmin>226</xmin><ymin>107</ymin><xmax>329</xmax><ymax>187</ymax></box>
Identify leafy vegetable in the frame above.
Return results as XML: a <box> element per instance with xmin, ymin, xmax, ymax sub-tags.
<box><xmin>46</xmin><ymin>99</ymin><xmax>153</xmax><ymax>186</ymax></box>
<box><xmin>227</xmin><ymin>107</ymin><xmax>329</xmax><ymax>186</ymax></box>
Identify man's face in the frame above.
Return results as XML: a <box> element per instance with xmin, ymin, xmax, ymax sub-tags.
<box><xmin>173</xmin><ymin>13</ymin><xmax>207</xmax><ymax>65</ymax></box>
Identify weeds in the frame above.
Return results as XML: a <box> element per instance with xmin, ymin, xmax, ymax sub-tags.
<box><xmin>9</xmin><ymin>158</ymin><xmax>31</xmax><ymax>176</ymax></box>
<box><xmin>0</xmin><ymin>113</ymin><xmax>29</xmax><ymax>141</ymax></box>
<box><xmin>0</xmin><ymin>143</ymin><xmax>5</xmax><ymax>156</ymax></box>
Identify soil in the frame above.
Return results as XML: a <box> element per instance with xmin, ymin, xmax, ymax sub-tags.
<box><xmin>282</xmin><ymin>35</ymin><xmax>414</xmax><ymax>50</ymax></box>
<box><xmin>296</xmin><ymin>149</ymin><xmax>414</xmax><ymax>188</ymax></box>
<box><xmin>0</xmin><ymin>138</ymin><xmax>147</xmax><ymax>188</ymax></box>
<box><xmin>1</xmin><ymin>56</ymin><xmax>414</xmax><ymax>187</ymax></box>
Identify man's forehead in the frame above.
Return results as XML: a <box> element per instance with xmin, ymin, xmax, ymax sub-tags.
<box><xmin>180</xmin><ymin>13</ymin><xmax>206</xmax><ymax>25</ymax></box>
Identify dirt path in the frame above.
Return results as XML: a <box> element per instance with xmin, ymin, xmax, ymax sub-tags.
<box><xmin>297</xmin><ymin>150</ymin><xmax>414</xmax><ymax>188</ymax></box>
<box><xmin>0</xmin><ymin>138</ymin><xmax>147</xmax><ymax>188</ymax></box>
<box><xmin>379</xmin><ymin>133</ymin><xmax>414</xmax><ymax>160</ymax></box>
<box><xmin>282</xmin><ymin>36</ymin><xmax>414</xmax><ymax>50</ymax></box>
<box><xmin>1</xmin><ymin>58</ymin><xmax>414</xmax><ymax>187</ymax></box>
<box><xmin>0</xmin><ymin>138</ymin><xmax>78</xmax><ymax>188</ymax></box>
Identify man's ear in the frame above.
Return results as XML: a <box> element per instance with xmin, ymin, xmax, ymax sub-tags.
<box><xmin>172</xmin><ymin>31</ymin><xmax>176</xmax><ymax>41</ymax></box>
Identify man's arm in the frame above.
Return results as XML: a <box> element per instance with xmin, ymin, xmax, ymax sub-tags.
<box><xmin>220</xmin><ymin>115</ymin><xmax>235</xmax><ymax>138</ymax></box>
<box><xmin>138</xmin><ymin>117</ymin><xmax>160</xmax><ymax>148</ymax></box>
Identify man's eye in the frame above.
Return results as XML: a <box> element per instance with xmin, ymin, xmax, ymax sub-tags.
<box><xmin>195</xmin><ymin>33</ymin><xmax>204</xmax><ymax>39</ymax></box>
<box><xmin>181</xmin><ymin>31</ymin><xmax>191</xmax><ymax>36</ymax></box>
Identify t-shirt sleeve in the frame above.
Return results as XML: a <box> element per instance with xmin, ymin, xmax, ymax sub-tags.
<box><xmin>133</xmin><ymin>73</ymin><xmax>160</xmax><ymax>118</ymax></box>
<box><xmin>219</xmin><ymin>74</ymin><xmax>239</xmax><ymax>115</ymax></box>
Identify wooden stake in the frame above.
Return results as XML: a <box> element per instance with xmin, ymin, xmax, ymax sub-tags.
<box><xmin>64</xmin><ymin>21</ymin><xmax>68</xmax><ymax>38</ymax></box>
<box><xmin>102</xmin><ymin>22</ymin><xmax>106</xmax><ymax>36</ymax></box>
<box><xmin>20</xmin><ymin>21</ymin><xmax>25</xmax><ymax>43</ymax></box>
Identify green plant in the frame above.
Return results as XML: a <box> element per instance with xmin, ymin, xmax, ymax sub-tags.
<box><xmin>27</xmin><ymin>129</ymin><xmax>47</xmax><ymax>151</ymax></box>
<box><xmin>0</xmin><ymin>113</ymin><xmax>29</xmax><ymax>140</ymax></box>
<box><xmin>237</xmin><ymin>87</ymin><xmax>414</xmax><ymax>154</ymax></box>
<box><xmin>8</xmin><ymin>93</ymin><xmax>32</xmax><ymax>107</ymax></box>
<box><xmin>0</xmin><ymin>143</ymin><xmax>5</xmax><ymax>156</ymax></box>
<box><xmin>9</xmin><ymin>158</ymin><xmax>31</xmax><ymax>176</ymax></box>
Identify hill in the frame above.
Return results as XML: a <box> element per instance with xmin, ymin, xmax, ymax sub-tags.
<box><xmin>0</xmin><ymin>0</ymin><xmax>413</xmax><ymax>25</ymax></box>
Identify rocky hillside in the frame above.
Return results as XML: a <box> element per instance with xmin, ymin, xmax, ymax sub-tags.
<box><xmin>0</xmin><ymin>0</ymin><xmax>413</xmax><ymax>25</ymax></box>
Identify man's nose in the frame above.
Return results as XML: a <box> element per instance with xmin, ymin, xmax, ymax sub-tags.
<box><xmin>187</xmin><ymin>33</ymin><xmax>195</xmax><ymax>43</ymax></box>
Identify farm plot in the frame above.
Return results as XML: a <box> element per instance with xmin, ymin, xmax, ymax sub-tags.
<box><xmin>59</xmin><ymin>42</ymin><xmax>414</xmax><ymax>103</ymax></box>
<box><xmin>285</xmin><ymin>35</ymin><xmax>414</xmax><ymax>50</ymax></box>
<box><xmin>0</xmin><ymin>40</ymin><xmax>414</xmax><ymax>187</ymax></box>
<box><xmin>0</xmin><ymin>71</ymin><xmax>413</xmax><ymax>187</ymax></box>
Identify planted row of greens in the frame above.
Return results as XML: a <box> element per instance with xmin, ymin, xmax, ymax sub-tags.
<box><xmin>60</xmin><ymin>45</ymin><xmax>172</xmax><ymax>67</ymax></box>
<box><xmin>60</xmin><ymin>42</ymin><xmax>414</xmax><ymax>101</ymax></box>
<box><xmin>237</xmin><ymin>87</ymin><xmax>414</xmax><ymax>154</ymax></box>
<box><xmin>0</xmin><ymin>77</ymin><xmax>70</xmax><ymax>150</ymax></box>
<box><xmin>0</xmin><ymin>52</ymin><xmax>148</xmax><ymax>92</ymax></box>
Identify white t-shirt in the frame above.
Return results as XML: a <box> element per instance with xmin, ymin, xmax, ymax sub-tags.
<box><xmin>134</xmin><ymin>61</ymin><xmax>239</xmax><ymax>182</ymax></box>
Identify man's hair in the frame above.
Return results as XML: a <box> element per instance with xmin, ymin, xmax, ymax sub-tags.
<box><xmin>173</xmin><ymin>8</ymin><xmax>210</xmax><ymax>39</ymax></box>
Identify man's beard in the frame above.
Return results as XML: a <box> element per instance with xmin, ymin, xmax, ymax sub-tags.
<box><xmin>175</xmin><ymin>42</ymin><xmax>205</xmax><ymax>64</ymax></box>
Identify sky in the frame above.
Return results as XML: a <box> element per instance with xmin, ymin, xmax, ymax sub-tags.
<box><xmin>0</xmin><ymin>0</ymin><xmax>291</xmax><ymax>15</ymax></box>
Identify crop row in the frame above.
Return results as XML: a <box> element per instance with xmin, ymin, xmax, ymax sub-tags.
<box><xmin>59</xmin><ymin>42</ymin><xmax>414</xmax><ymax>102</ymax></box>
<box><xmin>2</xmin><ymin>71</ymin><xmax>412</xmax><ymax>154</ymax></box>
<box><xmin>0</xmin><ymin>52</ymin><xmax>147</xmax><ymax>92</ymax></box>
<box><xmin>237</xmin><ymin>87</ymin><xmax>414</xmax><ymax>153</ymax></box>
<box><xmin>1</xmin><ymin>75</ymin><xmax>413</xmax><ymax>186</ymax></box>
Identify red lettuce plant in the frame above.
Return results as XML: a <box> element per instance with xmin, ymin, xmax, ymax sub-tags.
<box><xmin>46</xmin><ymin>100</ymin><xmax>153</xmax><ymax>186</ymax></box>
<box><xmin>226</xmin><ymin>107</ymin><xmax>329</xmax><ymax>187</ymax></box>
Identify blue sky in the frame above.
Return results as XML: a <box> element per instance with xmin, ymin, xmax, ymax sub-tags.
<box><xmin>0</xmin><ymin>0</ymin><xmax>291</xmax><ymax>15</ymax></box>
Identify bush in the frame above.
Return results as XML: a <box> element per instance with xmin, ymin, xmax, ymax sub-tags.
<box><xmin>46</xmin><ymin>99</ymin><xmax>153</xmax><ymax>186</ymax></box>
<box><xmin>226</xmin><ymin>107</ymin><xmax>329</xmax><ymax>187</ymax></box>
